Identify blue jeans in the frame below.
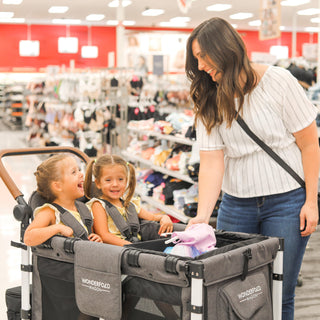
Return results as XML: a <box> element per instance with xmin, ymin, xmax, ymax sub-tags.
<box><xmin>217</xmin><ymin>188</ymin><xmax>309</xmax><ymax>320</ymax></box>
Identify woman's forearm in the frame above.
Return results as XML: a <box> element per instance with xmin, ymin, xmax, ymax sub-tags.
<box><xmin>301</xmin><ymin>143</ymin><xmax>320</xmax><ymax>205</ymax></box>
<box><xmin>294</xmin><ymin>121</ymin><xmax>320</xmax><ymax>206</ymax></box>
<box><xmin>197</xmin><ymin>150</ymin><xmax>225</xmax><ymax>223</ymax></box>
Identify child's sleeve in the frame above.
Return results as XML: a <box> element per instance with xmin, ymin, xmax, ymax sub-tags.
<box><xmin>34</xmin><ymin>203</ymin><xmax>60</xmax><ymax>224</ymax></box>
<box><xmin>131</xmin><ymin>197</ymin><xmax>141</xmax><ymax>214</ymax></box>
<box><xmin>86</xmin><ymin>198</ymin><xmax>102</xmax><ymax>219</ymax></box>
<box><xmin>86</xmin><ymin>198</ymin><xmax>108</xmax><ymax>219</ymax></box>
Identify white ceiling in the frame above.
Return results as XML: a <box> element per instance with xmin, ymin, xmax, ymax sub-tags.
<box><xmin>1</xmin><ymin>0</ymin><xmax>320</xmax><ymax>32</ymax></box>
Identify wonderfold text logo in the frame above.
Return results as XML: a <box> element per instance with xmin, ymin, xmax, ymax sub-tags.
<box><xmin>81</xmin><ymin>277</ymin><xmax>111</xmax><ymax>293</ymax></box>
<box><xmin>237</xmin><ymin>285</ymin><xmax>262</xmax><ymax>303</ymax></box>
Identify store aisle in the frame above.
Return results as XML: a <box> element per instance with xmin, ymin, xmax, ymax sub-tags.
<box><xmin>0</xmin><ymin>127</ymin><xmax>39</xmax><ymax>320</ymax></box>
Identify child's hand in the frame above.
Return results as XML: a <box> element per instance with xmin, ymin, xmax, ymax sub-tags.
<box><xmin>88</xmin><ymin>233</ymin><xmax>103</xmax><ymax>243</ymax></box>
<box><xmin>59</xmin><ymin>225</ymin><xmax>74</xmax><ymax>238</ymax></box>
<box><xmin>159</xmin><ymin>215</ymin><xmax>173</xmax><ymax>235</ymax></box>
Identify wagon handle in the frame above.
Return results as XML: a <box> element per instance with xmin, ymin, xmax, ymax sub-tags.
<box><xmin>0</xmin><ymin>146</ymin><xmax>90</xmax><ymax>200</ymax></box>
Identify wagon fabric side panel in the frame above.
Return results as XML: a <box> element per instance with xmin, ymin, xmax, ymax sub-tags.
<box><xmin>202</xmin><ymin>237</ymin><xmax>279</xmax><ymax>319</ymax></box>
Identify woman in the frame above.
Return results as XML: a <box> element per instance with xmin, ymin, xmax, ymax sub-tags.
<box><xmin>185</xmin><ymin>17</ymin><xmax>319</xmax><ymax>320</ymax></box>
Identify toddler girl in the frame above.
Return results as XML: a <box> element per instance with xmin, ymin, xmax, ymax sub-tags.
<box><xmin>84</xmin><ymin>154</ymin><xmax>173</xmax><ymax>246</ymax></box>
<box><xmin>24</xmin><ymin>154</ymin><xmax>102</xmax><ymax>246</ymax></box>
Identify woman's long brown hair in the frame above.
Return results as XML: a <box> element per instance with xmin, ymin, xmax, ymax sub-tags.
<box><xmin>186</xmin><ymin>17</ymin><xmax>257</xmax><ymax>133</ymax></box>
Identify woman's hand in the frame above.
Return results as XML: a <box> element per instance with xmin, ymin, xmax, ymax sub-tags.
<box><xmin>159</xmin><ymin>215</ymin><xmax>173</xmax><ymax>234</ymax></box>
<box><xmin>88</xmin><ymin>233</ymin><xmax>103</xmax><ymax>243</ymax></box>
<box><xmin>186</xmin><ymin>216</ymin><xmax>208</xmax><ymax>229</ymax></box>
<box><xmin>300</xmin><ymin>202</ymin><xmax>318</xmax><ymax>237</ymax></box>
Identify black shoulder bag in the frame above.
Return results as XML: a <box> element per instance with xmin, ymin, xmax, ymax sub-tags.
<box><xmin>236</xmin><ymin>114</ymin><xmax>320</xmax><ymax>225</ymax></box>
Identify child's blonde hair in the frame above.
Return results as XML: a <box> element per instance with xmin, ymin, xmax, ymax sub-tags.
<box><xmin>34</xmin><ymin>154</ymin><xmax>69</xmax><ymax>203</ymax></box>
<box><xmin>84</xmin><ymin>154</ymin><xmax>136</xmax><ymax>208</ymax></box>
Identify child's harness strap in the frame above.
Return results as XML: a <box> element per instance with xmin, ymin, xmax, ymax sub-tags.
<box><xmin>100</xmin><ymin>199</ymin><xmax>140</xmax><ymax>242</ymax></box>
<box><xmin>51</xmin><ymin>201</ymin><xmax>92</xmax><ymax>241</ymax></box>
<box><xmin>75</xmin><ymin>201</ymin><xmax>94</xmax><ymax>233</ymax></box>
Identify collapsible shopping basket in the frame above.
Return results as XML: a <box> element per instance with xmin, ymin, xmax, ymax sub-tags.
<box><xmin>0</xmin><ymin>147</ymin><xmax>283</xmax><ymax>320</ymax></box>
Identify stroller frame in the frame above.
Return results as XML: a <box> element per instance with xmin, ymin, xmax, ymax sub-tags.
<box><xmin>0</xmin><ymin>147</ymin><xmax>284</xmax><ymax>320</ymax></box>
<box><xmin>0</xmin><ymin>146</ymin><xmax>90</xmax><ymax>320</ymax></box>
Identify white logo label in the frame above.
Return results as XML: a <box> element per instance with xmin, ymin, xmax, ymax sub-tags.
<box><xmin>237</xmin><ymin>285</ymin><xmax>262</xmax><ymax>302</ymax></box>
<box><xmin>81</xmin><ymin>278</ymin><xmax>111</xmax><ymax>292</ymax></box>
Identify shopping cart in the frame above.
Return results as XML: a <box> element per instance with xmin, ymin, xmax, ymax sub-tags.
<box><xmin>1</xmin><ymin>146</ymin><xmax>284</xmax><ymax>320</ymax></box>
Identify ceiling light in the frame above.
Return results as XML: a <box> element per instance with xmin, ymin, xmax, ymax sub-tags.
<box><xmin>86</xmin><ymin>14</ymin><xmax>105</xmax><ymax>21</ymax></box>
<box><xmin>281</xmin><ymin>0</ymin><xmax>310</xmax><ymax>6</ymax></box>
<box><xmin>106</xmin><ymin>20</ymin><xmax>118</xmax><ymax>26</ymax></box>
<box><xmin>142</xmin><ymin>9</ymin><xmax>164</xmax><ymax>17</ymax></box>
<box><xmin>48</xmin><ymin>6</ymin><xmax>69</xmax><ymax>14</ymax></box>
<box><xmin>280</xmin><ymin>26</ymin><xmax>286</xmax><ymax>30</ymax></box>
<box><xmin>0</xmin><ymin>17</ymin><xmax>25</xmax><ymax>23</ymax></box>
<box><xmin>108</xmin><ymin>0</ymin><xmax>132</xmax><ymax>8</ymax></box>
<box><xmin>229</xmin><ymin>12</ymin><xmax>253</xmax><ymax>20</ymax></box>
<box><xmin>3</xmin><ymin>0</ymin><xmax>23</xmax><ymax>4</ymax></box>
<box><xmin>249</xmin><ymin>20</ymin><xmax>261</xmax><ymax>26</ymax></box>
<box><xmin>311</xmin><ymin>17</ymin><xmax>320</xmax><ymax>23</ymax></box>
<box><xmin>304</xmin><ymin>26</ymin><xmax>319</xmax><ymax>32</ymax></box>
<box><xmin>105</xmin><ymin>19</ymin><xmax>135</xmax><ymax>26</ymax></box>
<box><xmin>123</xmin><ymin>20</ymin><xmax>136</xmax><ymax>26</ymax></box>
<box><xmin>206</xmin><ymin>4</ymin><xmax>232</xmax><ymax>12</ymax></box>
<box><xmin>170</xmin><ymin>17</ymin><xmax>190</xmax><ymax>23</ymax></box>
<box><xmin>0</xmin><ymin>12</ymin><xmax>14</xmax><ymax>18</ymax></box>
<box><xmin>297</xmin><ymin>8</ymin><xmax>320</xmax><ymax>15</ymax></box>
<box><xmin>159</xmin><ymin>21</ymin><xmax>187</xmax><ymax>27</ymax></box>
<box><xmin>52</xmin><ymin>18</ymin><xmax>81</xmax><ymax>25</ymax></box>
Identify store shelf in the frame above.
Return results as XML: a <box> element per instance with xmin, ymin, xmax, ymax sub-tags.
<box><xmin>124</xmin><ymin>124</ymin><xmax>199</xmax><ymax>225</ymax></box>
<box><xmin>135</xmin><ymin>187</ymin><xmax>190</xmax><ymax>223</ymax></box>
<box><xmin>122</xmin><ymin>150</ymin><xmax>196</xmax><ymax>184</ymax></box>
<box><xmin>127</xmin><ymin>127</ymin><xmax>195</xmax><ymax>146</ymax></box>
<box><xmin>136</xmin><ymin>188</ymin><xmax>217</xmax><ymax>226</ymax></box>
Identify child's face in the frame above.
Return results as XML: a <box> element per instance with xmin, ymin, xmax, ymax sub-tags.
<box><xmin>95</xmin><ymin>164</ymin><xmax>127</xmax><ymax>201</ymax></box>
<box><xmin>57</xmin><ymin>157</ymin><xmax>84</xmax><ymax>199</ymax></box>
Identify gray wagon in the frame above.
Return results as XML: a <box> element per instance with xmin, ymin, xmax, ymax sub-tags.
<box><xmin>0</xmin><ymin>147</ymin><xmax>283</xmax><ymax>320</ymax></box>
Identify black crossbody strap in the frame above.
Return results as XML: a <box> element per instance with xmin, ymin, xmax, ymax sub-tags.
<box><xmin>236</xmin><ymin>114</ymin><xmax>306</xmax><ymax>188</ymax></box>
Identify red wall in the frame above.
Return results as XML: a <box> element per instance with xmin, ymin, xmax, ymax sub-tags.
<box><xmin>0</xmin><ymin>23</ymin><xmax>317</xmax><ymax>72</ymax></box>
<box><xmin>0</xmin><ymin>24</ymin><xmax>116</xmax><ymax>72</ymax></box>
<box><xmin>238</xmin><ymin>29</ymin><xmax>317</xmax><ymax>58</ymax></box>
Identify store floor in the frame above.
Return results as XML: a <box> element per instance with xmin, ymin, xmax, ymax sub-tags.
<box><xmin>0</xmin><ymin>124</ymin><xmax>319</xmax><ymax>319</ymax></box>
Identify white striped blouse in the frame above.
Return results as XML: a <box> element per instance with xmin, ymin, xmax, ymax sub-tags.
<box><xmin>197</xmin><ymin>66</ymin><xmax>318</xmax><ymax>197</ymax></box>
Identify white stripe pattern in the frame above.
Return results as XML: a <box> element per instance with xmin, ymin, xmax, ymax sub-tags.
<box><xmin>197</xmin><ymin>66</ymin><xmax>318</xmax><ymax>197</ymax></box>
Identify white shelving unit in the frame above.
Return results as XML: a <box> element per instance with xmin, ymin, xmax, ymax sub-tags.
<box><xmin>136</xmin><ymin>187</ymin><xmax>190</xmax><ymax>223</ymax></box>
<box><xmin>122</xmin><ymin>150</ymin><xmax>196</xmax><ymax>185</ymax></box>
<box><xmin>127</xmin><ymin>127</ymin><xmax>195</xmax><ymax>146</ymax></box>
<box><xmin>123</xmin><ymin>127</ymin><xmax>197</xmax><ymax>223</ymax></box>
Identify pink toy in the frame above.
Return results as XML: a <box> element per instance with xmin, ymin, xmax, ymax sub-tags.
<box><xmin>165</xmin><ymin>223</ymin><xmax>217</xmax><ymax>257</ymax></box>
